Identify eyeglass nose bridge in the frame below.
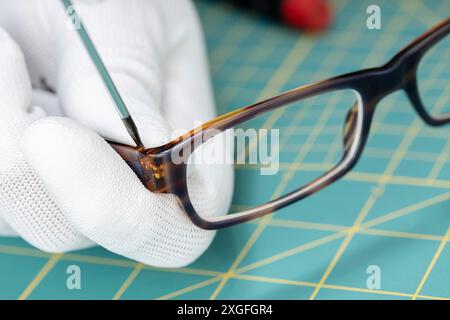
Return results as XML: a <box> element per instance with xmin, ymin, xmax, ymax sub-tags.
<box><xmin>358</xmin><ymin>56</ymin><xmax>442</xmax><ymax>127</ymax></box>
<box><xmin>367</xmin><ymin>60</ymin><xmax>414</xmax><ymax>99</ymax></box>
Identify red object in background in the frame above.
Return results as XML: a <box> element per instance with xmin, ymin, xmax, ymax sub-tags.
<box><xmin>231</xmin><ymin>0</ymin><xmax>332</xmax><ymax>32</ymax></box>
<box><xmin>281</xmin><ymin>0</ymin><xmax>332</xmax><ymax>32</ymax></box>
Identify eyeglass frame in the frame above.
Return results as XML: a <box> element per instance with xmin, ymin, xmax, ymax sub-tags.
<box><xmin>103</xmin><ymin>18</ymin><xmax>450</xmax><ymax>230</ymax></box>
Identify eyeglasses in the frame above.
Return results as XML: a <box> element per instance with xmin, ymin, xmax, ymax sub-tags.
<box><xmin>63</xmin><ymin>1</ymin><xmax>449</xmax><ymax>230</ymax></box>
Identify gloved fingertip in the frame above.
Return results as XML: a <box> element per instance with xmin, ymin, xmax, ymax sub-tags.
<box><xmin>132</xmin><ymin>113</ymin><xmax>172</xmax><ymax>147</ymax></box>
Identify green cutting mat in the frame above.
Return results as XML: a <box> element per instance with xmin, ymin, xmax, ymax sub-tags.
<box><xmin>1</xmin><ymin>0</ymin><xmax>449</xmax><ymax>300</ymax></box>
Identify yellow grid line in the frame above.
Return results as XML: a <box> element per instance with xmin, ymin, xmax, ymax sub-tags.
<box><xmin>408</xmin><ymin>7</ymin><xmax>450</xmax><ymax>297</ymax></box>
<box><xmin>2</xmin><ymin>189</ymin><xmax>449</xmax><ymax>273</ymax></box>
<box><xmin>309</xmin><ymin>129</ymin><xmax>429</xmax><ymax>297</ymax></box>
<box><xmin>219</xmin><ymin>92</ymin><xmax>351</xmax><ymax>294</ymax></box>
<box><xmin>210</xmin><ymin>16</ymin><xmax>257</xmax><ymax>75</ymax></box>
<box><xmin>353</xmin><ymin>228</ymin><xmax>444</xmax><ymax>242</ymax></box>
<box><xmin>113</xmin><ymin>263</ymin><xmax>144</xmax><ymax>300</ymax></box>
<box><xmin>211</xmin><ymin>43</ymin><xmax>318</xmax><ymax>298</ymax></box>
<box><xmin>201</xmin><ymin>2</ymin><xmax>232</xmax><ymax>36</ymax></box>
<box><xmin>0</xmin><ymin>244</ymin><xmax>223</xmax><ymax>277</ymax></box>
<box><xmin>0</xmin><ymin>238</ymin><xmax>444</xmax><ymax>300</ymax></box>
<box><xmin>238</xmin><ymin>231</ymin><xmax>347</xmax><ymax>275</ymax></box>
<box><xmin>209</xmin><ymin>0</ymin><xmax>372</xmax><ymax>299</ymax></box>
<box><xmin>235</xmin><ymin>166</ymin><xmax>450</xmax><ymax>189</ymax></box>
<box><xmin>1</xmin><ymin>184</ymin><xmax>448</xmax><ymax>299</ymax></box>
<box><xmin>111</xmin><ymin>2</ymin><xmax>318</xmax><ymax>298</ymax></box>
<box><xmin>121</xmin><ymin>0</ymin><xmax>364</xmax><ymax>298</ymax></box>
<box><xmin>4</xmin><ymin>0</ymin><xmax>448</xmax><ymax>301</ymax></box>
<box><xmin>412</xmin><ymin>227</ymin><xmax>450</xmax><ymax>300</ymax></box>
<box><xmin>156</xmin><ymin>276</ymin><xmax>224</xmax><ymax>300</ymax></box>
<box><xmin>321</xmin><ymin>82</ymin><xmax>402</xmax><ymax>166</ymax></box>
<box><xmin>285</xmin><ymin>107</ymin><xmax>428</xmax><ymax>174</ymax></box>
<box><xmin>426</xmin><ymin>85</ymin><xmax>450</xmax><ymax>181</ymax></box>
<box><xmin>273</xmin><ymin>145</ymin><xmax>449</xmax><ymax>165</ymax></box>
<box><xmin>6</xmin><ymin>151</ymin><xmax>446</xmax><ymax>299</ymax></box>
<box><xmin>212</xmin><ymin>91</ymin><xmax>337</xmax><ymax>297</ymax></box>
<box><xmin>265</xmin><ymin>218</ymin><xmax>346</xmax><ymax>232</ymax></box>
<box><xmin>11</xmin><ymin>0</ymin><xmax>238</xmax><ymax>302</ymax></box>
<box><xmin>152</xmin><ymin>189</ymin><xmax>450</xmax><ymax>301</ymax></box>
<box><xmin>399</xmin><ymin>1</ymin><xmax>442</xmax><ymax>28</ymax></box>
<box><xmin>309</xmin><ymin>3</ymin><xmax>448</xmax><ymax>298</ymax></box>
<box><xmin>265</xmin><ymin>219</ymin><xmax>446</xmax><ymax>242</ymax></box>
<box><xmin>126</xmin><ymin>1</ymin><xmax>446</xmax><ymax>298</ymax></box>
<box><xmin>362</xmin><ymin>191</ymin><xmax>450</xmax><ymax>228</ymax></box>
<box><xmin>217</xmin><ymin>28</ymin><xmax>283</xmax><ymax>103</ymax></box>
<box><xmin>235</xmin><ymin>187</ymin><xmax>450</xmax><ymax>283</ymax></box>
<box><xmin>309</xmin><ymin>126</ymin><xmax>423</xmax><ymax>299</ymax></box>
<box><xmin>345</xmin><ymin>171</ymin><xmax>450</xmax><ymax>189</ymax></box>
<box><xmin>271</xmin><ymin>119</ymin><xmax>449</xmax><ymax>140</ymax></box>
<box><xmin>428</xmin><ymin>138</ymin><xmax>450</xmax><ymax>181</ymax></box>
<box><xmin>347</xmin><ymin>147</ymin><xmax>447</xmax><ymax>164</ymax></box>
<box><xmin>18</xmin><ymin>253</ymin><xmax>63</xmax><ymax>300</ymax></box>
<box><xmin>234</xmin><ymin>274</ymin><xmax>405</xmax><ymax>299</ymax></box>
<box><xmin>155</xmin><ymin>270</ymin><xmax>450</xmax><ymax>301</ymax></box>
<box><xmin>2</xmin><ymin>4</ymin><xmax>240</xmax><ymax>303</ymax></box>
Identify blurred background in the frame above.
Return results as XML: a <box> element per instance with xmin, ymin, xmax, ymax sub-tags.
<box><xmin>0</xmin><ymin>0</ymin><xmax>449</xmax><ymax>300</ymax></box>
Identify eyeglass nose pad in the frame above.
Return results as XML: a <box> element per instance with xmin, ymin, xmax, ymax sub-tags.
<box><xmin>342</xmin><ymin>102</ymin><xmax>359</xmax><ymax>154</ymax></box>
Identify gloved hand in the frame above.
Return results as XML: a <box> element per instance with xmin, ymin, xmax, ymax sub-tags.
<box><xmin>0</xmin><ymin>0</ymin><xmax>233</xmax><ymax>267</ymax></box>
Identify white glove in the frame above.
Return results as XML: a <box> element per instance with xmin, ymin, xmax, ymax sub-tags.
<box><xmin>0</xmin><ymin>0</ymin><xmax>233</xmax><ymax>267</ymax></box>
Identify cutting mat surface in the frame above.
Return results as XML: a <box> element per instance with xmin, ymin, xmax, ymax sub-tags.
<box><xmin>0</xmin><ymin>0</ymin><xmax>449</xmax><ymax>300</ymax></box>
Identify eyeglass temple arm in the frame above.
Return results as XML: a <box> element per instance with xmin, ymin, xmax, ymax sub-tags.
<box><xmin>60</xmin><ymin>0</ymin><xmax>144</xmax><ymax>148</ymax></box>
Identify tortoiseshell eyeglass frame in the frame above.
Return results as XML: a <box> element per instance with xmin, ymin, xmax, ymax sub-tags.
<box><xmin>108</xmin><ymin>18</ymin><xmax>449</xmax><ymax>230</ymax></box>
